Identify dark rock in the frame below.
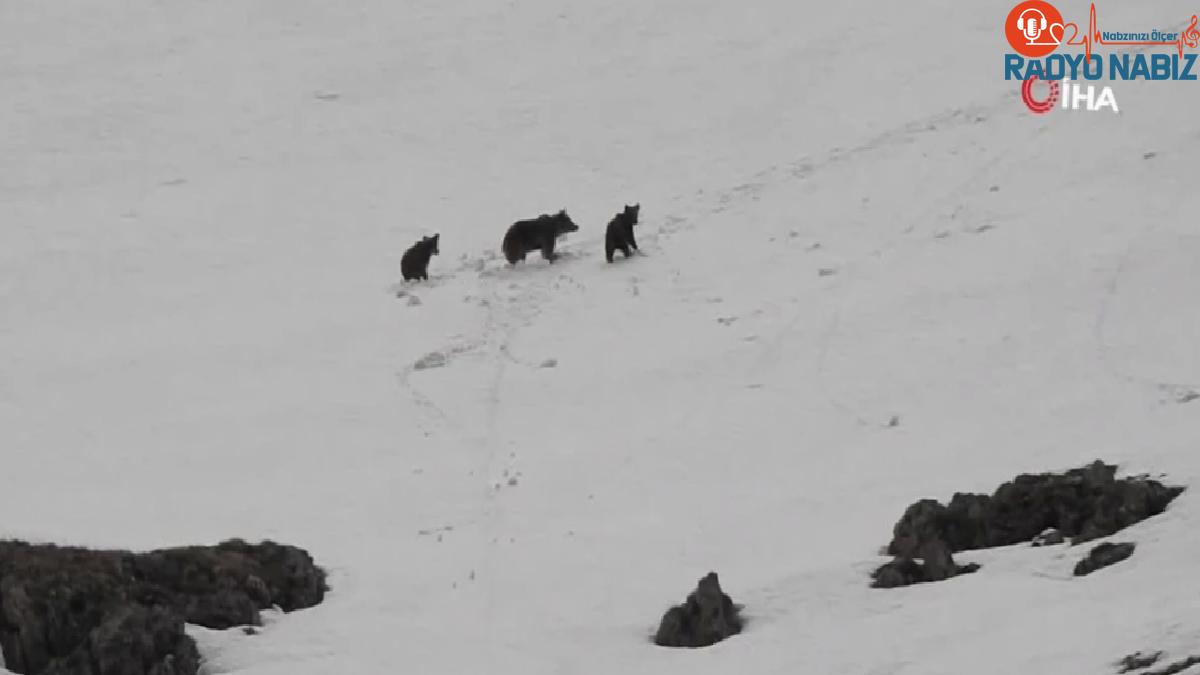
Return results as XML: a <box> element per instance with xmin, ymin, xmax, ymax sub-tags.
<box><xmin>918</xmin><ymin>540</ymin><xmax>958</xmax><ymax>582</ymax></box>
<box><xmin>871</xmin><ymin>541</ymin><xmax>980</xmax><ymax>589</ymax></box>
<box><xmin>86</xmin><ymin>606</ymin><xmax>199</xmax><ymax>675</ymax></box>
<box><xmin>1074</xmin><ymin>542</ymin><xmax>1136</xmax><ymax>577</ymax></box>
<box><xmin>1031</xmin><ymin>528</ymin><xmax>1065</xmax><ymax>547</ymax></box>
<box><xmin>130</xmin><ymin>539</ymin><xmax>327</xmax><ymax>626</ymax></box>
<box><xmin>653</xmin><ymin>572</ymin><xmax>743</xmax><ymax>648</ymax></box>
<box><xmin>1147</xmin><ymin>656</ymin><xmax>1200</xmax><ymax>675</ymax></box>
<box><xmin>0</xmin><ymin>539</ymin><xmax>326</xmax><ymax>675</ymax></box>
<box><xmin>870</xmin><ymin>557</ymin><xmax>925</xmax><ymax>589</ymax></box>
<box><xmin>1118</xmin><ymin>651</ymin><xmax>1162</xmax><ymax>673</ymax></box>
<box><xmin>887</xmin><ymin>461</ymin><xmax>1183</xmax><ymax>557</ymax></box>
<box><xmin>887</xmin><ymin>499</ymin><xmax>947</xmax><ymax>558</ymax></box>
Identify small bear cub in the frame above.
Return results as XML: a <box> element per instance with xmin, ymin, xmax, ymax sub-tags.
<box><xmin>401</xmin><ymin>234</ymin><xmax>439</xmax><ymax>281</ymax></box>
<box><xmin>605</xmin><ymin>203</ymin><xmax>640</xmax><ymax>262</ymax></box>
<box><xmin>502</xmin><ymin>210</ymin><xmax>579</xmax><ymax>264</ymax></box>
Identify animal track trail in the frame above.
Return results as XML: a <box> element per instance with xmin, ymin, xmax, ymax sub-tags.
<box><xmin>455</xmin><ymin>249</ymin><xmax>576</xmax><ymax>603</ymax></box>
<box><xmin>1093</xmin><ymin>226</ymin><xmax>1200</xmax><ymax>399</ymax></box>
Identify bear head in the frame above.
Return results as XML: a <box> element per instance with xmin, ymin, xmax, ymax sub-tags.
<box><xmin>624</xmin><ymin>204</ymin><xmax>640</xmax><ymax>223</ymax></box>
<box><xmin>553</xmin><ymin>210</ymin><xmax>579</xmax><ymax>234</ymax></box>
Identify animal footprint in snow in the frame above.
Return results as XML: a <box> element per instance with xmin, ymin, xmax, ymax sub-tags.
<box><xmin>495</xmin><ymin>468</ymin><xmax>523</xmax><ymax>490</ymax></box>
<box><xmin>1161</xmin><ymin>385</ymin><xmax>1200</xmax><ymax>404</ymax></box>
<box><xmin>414</xmin><ymin>351</ymin><xmax>448</xmax><ymax>370</ymax></box>
<box><xmin>395</xmin><ymin>288</ymin><xmax>424</xmax><ymax>305</ymax></box>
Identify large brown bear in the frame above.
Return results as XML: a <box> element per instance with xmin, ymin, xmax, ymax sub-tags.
<box><xmin>501</xmin><ymin>210</ymin><xmax>579</xmax><ymax>265</ymax></box>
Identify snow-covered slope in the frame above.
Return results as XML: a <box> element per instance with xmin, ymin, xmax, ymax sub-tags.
<box><xmin>3</xmin><ymin>1</ymin><xmax>1199</xmax><ymax>673</ymax></box>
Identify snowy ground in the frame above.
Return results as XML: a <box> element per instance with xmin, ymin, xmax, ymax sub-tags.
<box><xmin>3</xmin><ymin>0</ymin><xmax>1200</xmax><ymax>673</ymax></box>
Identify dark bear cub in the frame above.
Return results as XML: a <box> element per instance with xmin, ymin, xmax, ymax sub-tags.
<box><xmin>502</xmin><ymin>210</ymin><xmax>579</xmax><ymax>264</ymax></box>
<box><xmin>605</xmin><ymin>203</ymin><xmax>640</xmax><ymax>262</ymax></box>
<box><xmin>401</xmin><ymin>234</ymin><xmax>439</xmax><ymax>281</ymax></box>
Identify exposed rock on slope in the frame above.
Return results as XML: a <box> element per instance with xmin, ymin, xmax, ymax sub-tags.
<box><xmin>888</xmin><ymin>461</ymin><xmax>1183</xmax><ymax>557</ymax></box>
<box><xmin>654</xmin><ymin>572</ymin><xmax>743</xmax><ymax>648</ymax></box>
<box><xmin>0</xmin><ymin>539</ymin><xmax>327</xmax><ymax>675</ymax></box>
<box><xmin>871</xmin><ymin>539</ymin><xmax>981</xmax><ymax>589</ymax></box>
<box><xmin>1074</xmin><ymin>542</ymin><xmax>1136</xmax><ymax>577</ymax></box>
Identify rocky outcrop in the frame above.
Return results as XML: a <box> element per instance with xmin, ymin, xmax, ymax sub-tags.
<box><xmin>1146</xmin><ymin>656</ymin><xmax>1200</xmax><ymax>675</ymax></box>
<box><xmin>128</xmin><ymin>539</ymin><xmax>328</xmax><ymax>628</ymax></box>
<box><xmin>871</xmin><ymin>540</ymin><xmax>980</xmax><ymax>589</ymax></box>
<box><xmin>653</xmin><ymin>573</ymin><xmax>743</xmax><ymax>648</ymax></box>
<box><xmin>1117</xmin><ymin>652</ymin><xmax>1200</xmax><ymax>675</ymax></box>
<box><xmin>0</xmin><ymin>539</ymin><xmax>327</xmax><ymax>675</ymax></box>
<box><xmin>887</xmin><ymin>461</ymin><xmax>1183</xmax><ymax>557</ymax></box>
<box><xmin>1074</xmin><ymin>542</ymin><xmax>1136</xmax><ymax>577</ymax></box>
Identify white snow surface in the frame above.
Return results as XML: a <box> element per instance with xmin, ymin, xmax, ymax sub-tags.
<box><xmin>3</xmin><ymin>1</ymin><xmax>1200</xmax><ymax>673</ymax></box>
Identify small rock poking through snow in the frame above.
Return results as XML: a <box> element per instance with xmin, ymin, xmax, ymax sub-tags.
<box><xmin>653</xmin><ymin>572</ymin><xmax>743</xmax><ymax>648</ymax></box>
<box><xmin>1138</xmin><ymin>655</ymin><xmax>1200</xmax><ymax>675</ymax></box>
<box><xmin>1074</xmin><ymin>542</ymin><xmax>1136</xmax><ymax>577</ymax></box>
<box><xmin>1118</xmin><ymin>651</ymin><xmax>1163</xmax><ymax>673</ymax></box>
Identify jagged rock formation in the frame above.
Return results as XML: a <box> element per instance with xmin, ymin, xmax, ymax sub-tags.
<box><xmin>653</xmin><ymin>572</ymin><xmax>743</xmax><ymax>648</ymax></box>
<box><xmin>0</xmin><ymin>539</ymin><xmax>327</xmax><ymax>675</ymax></box>
<box><xmin>888</xmin><ymin>461</ymin><xmax>1182</xmax><ymax>557</ymax></box>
